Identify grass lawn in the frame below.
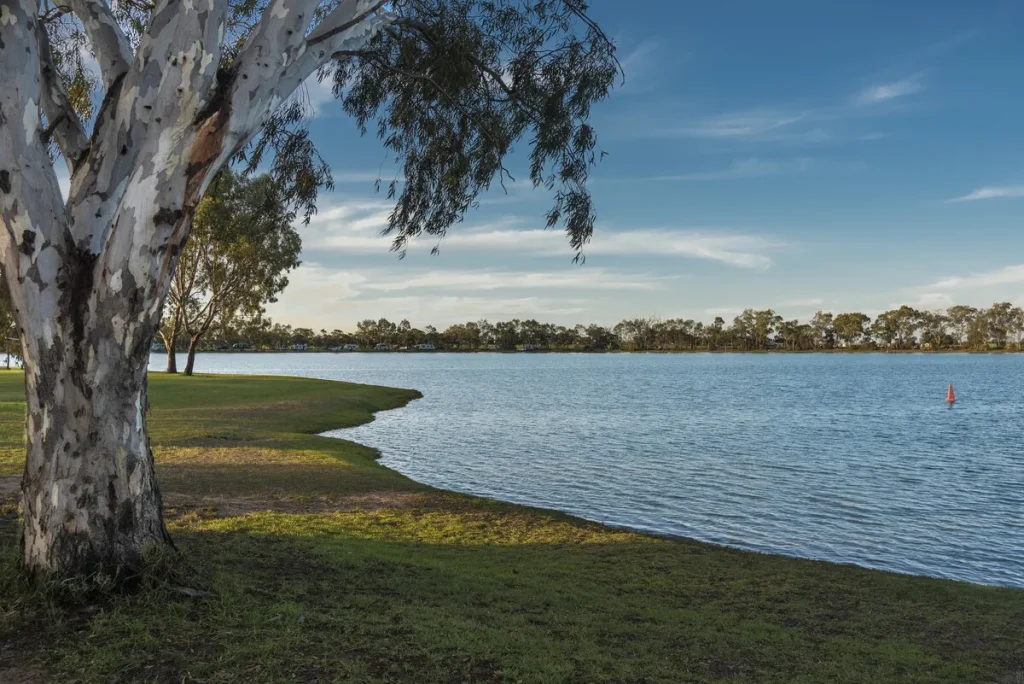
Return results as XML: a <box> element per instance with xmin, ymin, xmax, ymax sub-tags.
<box><xmin>0</xmin><ymin>372</ymin><xmax>1022</xmax><ymax>683</ymax></box>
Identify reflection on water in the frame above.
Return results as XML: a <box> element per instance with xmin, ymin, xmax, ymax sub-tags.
<box><xmin>152</xmin><ymin>352</ymin><xmax>1024</xmax><ymax>587</ymax></box>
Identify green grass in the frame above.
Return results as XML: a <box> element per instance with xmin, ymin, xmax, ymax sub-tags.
<box><xmin>0</xmin><ymin>372</ymin><xmax>1022</xmax><ymax>683</ymax></box>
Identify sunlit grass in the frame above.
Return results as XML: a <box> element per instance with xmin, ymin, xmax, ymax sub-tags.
<box><xmin>0</xmin><ymin>371</ymin><xmax>1022</xmax><ymax>683</ymax></box>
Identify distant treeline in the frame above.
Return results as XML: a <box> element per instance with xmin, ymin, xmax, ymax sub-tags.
<box><xmin>173</xmin><ymin>302</ymin><xmax>1024</xmax><ymax>353</ymax></box>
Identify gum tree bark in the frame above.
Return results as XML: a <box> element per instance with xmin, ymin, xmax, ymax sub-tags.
<box><xmin>183</xmin><ymin>335</ymin><xmax>201</xmax><ymax>377</ymax></box>
<box><xmin>0</xmin><ymin>0</ymin><xmax>393</xmax><ymax>576</ymax></box>
<box><xmin>160</xmin><ymin>309</ymin><xmax>181</xmax><ymax>374</ymax></box>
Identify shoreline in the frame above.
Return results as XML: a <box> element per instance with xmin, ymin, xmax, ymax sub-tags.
<box><xmin>3</xmin><ymin>372</ymin><xmax>1022</xmax><ymax>682</ymax></box>
<box><xmin>353</xmin><ymin>423</ymin><xmax>1020</xmax><ymax>591</ymax></box>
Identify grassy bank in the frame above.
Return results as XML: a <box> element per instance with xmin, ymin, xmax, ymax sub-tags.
<box><xmin>0</xmin><ymin>373</ymin><xmax>1022</xmax><ymax>683</ymax></box>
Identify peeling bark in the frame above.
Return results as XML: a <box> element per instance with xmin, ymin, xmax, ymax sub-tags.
<box><xmin>161</xmin><ymin>308</ymin><xmax>181</xmax><ymax>374</ymax></box>
<box><xmin>182</xmin><ymin>336</ymin><xmax>199</xmax><ymax>377</ymax></box>
<box><xmin>0</xmin><ymin>0</ymin><xmax>392</xmax><ymax>577</ymax></box>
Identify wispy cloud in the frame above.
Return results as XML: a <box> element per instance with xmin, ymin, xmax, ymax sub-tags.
<box><xmin>782</xmin><ymin>297</ymin><xmax>825</xmax><ymax>307</ymax></box>
<box><xmin>926</xmin><ymin>264</ymin><xmax>1024</xmax><ymax>290</ymax></box>
<box><xmin>615</xmin><ymin>157</ymin><xmax>811</xmax><ymax>182</ymax></box>
<box><xmin>664</xmin><ymin>108</ymin><xmax>814</xmax><ymax>141</ymax></box>
<box><xmin>307</xmin><ymin>224</ymin><xmax>780</xmax><ymax>270</ymax></box>
<box><xmin>854</xmin><ymin>75</ymin><xmax>925</xmax><ymax>105</ymax></box>
<box><xmin>628</xmin><ymin>67</ymin><xmax>925</xmax><ymax>145</ymax></box>
<box><xmin>620</xmin><ymin>39</ymin><xmax>663</xmax><ymax>85</ymax></box>
<box><xmin>358</xmin><ymin>268</ymin><xmax>677</xmax><ymax>293</ymax></box>
<box><xmin>947</xmin><ymin>186</ymin><xmax>1024</xmax><ymax>202</ymax></box>
<box><xmin>903</xmin><ymin>292</ymin><xmax>956</xmax><ymax>310</ymax></box>
<box><xmin>265</xmin><ymin>263</ymin><xmax>598</xmax><ymax>326</ymax></box>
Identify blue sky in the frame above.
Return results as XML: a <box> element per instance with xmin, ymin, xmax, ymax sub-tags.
<box><xmin>259</xmin><ymin>0</ymin><xmax>1024</xmax><ymax>329</ymax></box>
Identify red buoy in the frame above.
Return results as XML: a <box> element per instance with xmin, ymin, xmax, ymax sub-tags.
<box><xmin>946</xmin><ymin>384</ymin><xmax>956</xmax><ymax>403</ymax></box>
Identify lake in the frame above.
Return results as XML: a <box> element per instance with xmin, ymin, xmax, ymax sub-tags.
<box><xmin>150</xmin><ymin>352</ymin><xmax>1024</xmax><ymax>587</ymax></box>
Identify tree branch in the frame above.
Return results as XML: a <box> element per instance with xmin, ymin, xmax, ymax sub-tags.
<box><xmin>0</xmin><ymin>0</ymin><xmax>69</xmax><ymax>350</ymax></box>
<box><xmin>36</xmin><ymin>21</ymin><xmax>90</xmax><ymax>172</ymax></box>
<box><xmin>65</xmin><ymin>0</ymin><xmax>133</xmax><ymax>90</ymax></box>
<box><xmin>306</xmin><ymin>0</ymin><xmax>387</xmax><ymax>47</ymax></box>
<box><xmin>212</xmin><ymin>0</ymin><xmax>394</xmax><ymax>195</ymax></box>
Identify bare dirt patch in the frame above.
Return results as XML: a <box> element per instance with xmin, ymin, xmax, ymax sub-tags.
<box><xmin>0</xmin><ymin>477</ymin><xmax>18</xmax><ymax>495</ymax></box>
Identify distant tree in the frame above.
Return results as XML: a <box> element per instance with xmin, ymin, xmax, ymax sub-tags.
<box><xmin>917</xmin><ymin>311</ymin><xmax>951</xmax><ymax>350</ymax></box>
<box><xmin>614</xmin><ymin>317</ymin><xmax>658</xmax><ymax>351</ymax></box>
<box><xmin>810</xmin><ymin>311</ymin><xmax>835</xmax><ymax>349</ymax></box>
<box><xmin>164</xmin><ymin>172</ymin><xmax>301</xmax><ymax>375</ymax></box>
<box><xmin>291</xmin><ymin>328</ymin><xmax>315</xmax><ymax>346</ymax></box>
<box><xmin>584</xmin><ymin>324</ymin><xmax>616</xmax><ymax>350</ymax></box>
<box><xmin>946</xmin><ymin>305</ymin><xmax>978</xmax><ymax>348</ymax></box>
<box><xmin>833</xmin><ymin>312</ymin><xmax>870</xmax><ymax>348</ymax></box>
<box><xmin>708</xmin><ymin>317</ymin><xmax>726</xmax><ymax>350</ymax></box>
<box><xmin>753</xmin><ymin>309</ymin><xmax>782</xmax><ymax>350</ymax></box>
<box><xmin>984</xmin><ymin>302</ymin><xmax>1022</xmax><ymax>349</ymax></box>
<box><xmin>873</xmin><ymin>306</ymin><xmax>920</xmax><ymax>349</ymax></box>
<box><xmin>966</xmin><ymin>311</ymin><xmax>991</xmax><ymax>351</ymax></box>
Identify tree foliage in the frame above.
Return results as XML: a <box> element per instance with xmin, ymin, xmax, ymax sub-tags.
<box><xmin>38</xmin><ymin>0</ymin><xmax>617</xmax><ymax>253</ymax></box>
<box><xmin>164</xmin><ymin>171</ymin><xmax>301</xmax><ymax>374</ymax></box>
<box><xmin>332</xmin><ymin>0</ymin><xmax>617</xmax><ymax>257</ymax></box>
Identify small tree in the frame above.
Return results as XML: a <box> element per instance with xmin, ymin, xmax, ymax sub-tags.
<box><xmin>164</xmin><ymin>172</ymin><xmax>301</xmax><ymax>375</ymax></box>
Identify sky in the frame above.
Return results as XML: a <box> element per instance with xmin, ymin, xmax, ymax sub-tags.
<box><xmin>100</xmin><ymin>1</ymin><xmax>1024</xmax><ymax>329</ymax></box>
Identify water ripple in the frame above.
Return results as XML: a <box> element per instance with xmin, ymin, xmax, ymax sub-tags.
<box><xmin>153</xmin><ymin>352</ymin><xmax>1024</xmax><ymax>588</ymax></box>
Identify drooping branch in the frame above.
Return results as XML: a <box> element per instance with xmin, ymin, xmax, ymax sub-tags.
<box><xmin>65</xmin><ymin>0</ymin><xmax>133</xmax><ymax>89</ymax></box>
<box><xmin>305</xmin><ymin>0</ymin><xmax>387</xmax><ymax>47</ymax></box>
<box><xmin>36</xmin><ymin>21</ymin><xmax>91</xmax><ymax>171</ymax></box>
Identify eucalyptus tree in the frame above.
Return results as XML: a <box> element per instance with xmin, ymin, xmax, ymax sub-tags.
<box><xmin>1</xmin><ymin>0</ymin><xmax>617</xmax><ymax>577</ymax></box>
<box><xmin>946</xmin><ymin>305</ymin><xmax>978</xmax><ymax>348</ymax></box>
<box><xmin>833</xmin><ymin>312</ymin><xmax>870</xmax><ymax>348</ymax></box>
<box><xmin>809</xmin><ymin>311</ymin><xmax>834</xmax><ymax>349</ymax></box>
<box><xmin>167</xmin><ymin>172</ymin><xmax>301</xmax><ymax>376</ymax></box>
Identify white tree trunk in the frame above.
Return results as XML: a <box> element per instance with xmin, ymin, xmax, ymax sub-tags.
<box><xmin>0</xmin><ymin>0</ymin><xmax>391</xmax><ymax>576</ymax></box>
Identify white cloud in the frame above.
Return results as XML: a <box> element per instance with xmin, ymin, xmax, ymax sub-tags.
<box><xmin>667</xmin><ymin>108</ymin><xmax>811</xmax><ymax>140</ymax></box>
<box><xmin>854</xmin><ymin>76</ymin><xmax>924</xmax><ymax>105</ymax></box>
<box><xmin>903</xmin><ymin>292</ymin><xmax>956</xmax><ymax>310</ymax></box>
<box><xmin>358</xmin><ymin>268</ymin><xmax>677</xmax><ymax>293</ymax></box>
<box><xmin>782</xmin><ymin>297</ymin><xmax>825</xmax><ymax>307</ymax></box>
<box><xmin>926</xmin><ymin>264</ymin><xmax>1024</xmax><ymax>291</ymax></box>
<box><xmin>312</xmin><ymin>228</ymin><xmax>778</xmax><ymax>269</ymax></box>
<box><xmin>947</xmin><ymin>186</ymin><xmax>1024</xmax><ymax>202</ymax></box>
<box><xmin>305</xmin><ymin>198</ymin><xmax>394</xmax><ymax>231</ymax></box>
<box><xmin>301</xmin><ymin>196</ymin><xmax>782</xmax><ymax>270</ymax></box>
<box><xmin>297</xmin><ymin>72</ymin><xmax>337</xmax><ymax>117</ymax></box>
<box><xmin>265</xmin><ymin>263</ymin><xmax>599</xmax><ymax>326</ymax></box>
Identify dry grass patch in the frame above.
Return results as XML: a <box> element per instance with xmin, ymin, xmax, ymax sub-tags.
<box><xmin>155</xmin><ymin>445</ymin><xmax>348</xmax><ymax>466</ymax></box>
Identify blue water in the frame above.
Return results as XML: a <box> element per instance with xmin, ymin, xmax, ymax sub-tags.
<box><xmin>150</xmin><ymin>352</ymin><xmax>1024</xmax><ymax>587</ymax></box>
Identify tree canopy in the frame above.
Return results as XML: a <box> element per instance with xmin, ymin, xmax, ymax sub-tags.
<box><xmin>163</xmin><ymin>171</ymin><xmax>301</xmax><ymax>374</ymax></box>
<box><xmin>38</xmin><ymin>0</ymin><xmax>617</xmax><ymax>256</ymax></box>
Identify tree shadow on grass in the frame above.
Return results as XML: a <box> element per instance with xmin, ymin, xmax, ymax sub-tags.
<box><xmin>2</xmin><ymin>508</ymin><xmax>1023</xmax><ymax>684</ymax></box>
